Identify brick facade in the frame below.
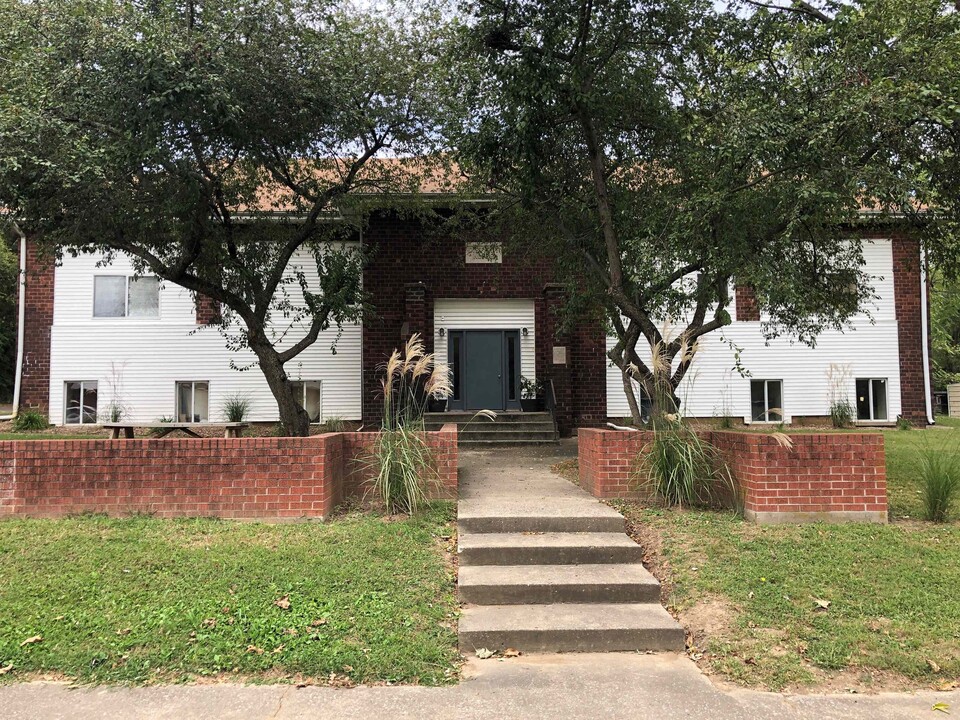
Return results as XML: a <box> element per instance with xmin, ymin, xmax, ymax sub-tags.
<box><xmin>886</xmin><ymin>233</ymin><xmax>933</xmax><ymax>424</ymax></box>
<box><xmin>734</xmin><ymin>285</ymin><xmax>760</xmax><ymax>322</ymax></box>
<box><xmin>361</xmin><ymin>213</ymin><xmax>607</xmax><ymax>433</ymax></box>
<box><xmin>16</xmin><ymin>241</ymin><xmax>55</xmax><ymax>411</ymax></box>
<box><xmin>578</xmin><ymin>428</ymin><xmax>887</xmax><ymax>524</ymax></box>
<box><xmin>195</xmin><ymin>293</ymin><xmax>221</xmax><ymax>325</ymax></box>
<box><xmin>0</xmin><ymin>425</ymin><xmax>458</xmax><ymax>519</ymax></box>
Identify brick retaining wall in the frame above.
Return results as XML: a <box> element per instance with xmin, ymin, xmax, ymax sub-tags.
<box><xmin>578</xmin><ymin>428</ymin><xmax>887</xmax><ymax>524</ymax></box>
<box><xmin>0</xmin><ymin>425</ymin><xmax>457</xmax><ymax>520</ymax></box>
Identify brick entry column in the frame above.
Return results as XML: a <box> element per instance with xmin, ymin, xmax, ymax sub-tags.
<box><xmin>403</xmin><ymin>282</ymin><xmax>427</xmax><ymax>343</ymax></box>
<box><xmin>543</xmin><ymin>284</ymin><xmax>573</xmax><ymax>435</ymax></box>
<box><xmin>18</xmin><ymin>241</ymin><xmax>55</xmax><ymax>412</ymax></box>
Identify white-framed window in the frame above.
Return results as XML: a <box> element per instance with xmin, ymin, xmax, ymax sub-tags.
<box><xmin>750</xmin><ymin>379</ymin><xmax>783</xmax><ymax>422</ymax></box>
<box><xmin>65</xmin><ymin>381</ymin><xmax>98</xmax><ymax>425</ymax></box>
<box><xmin>93</xmin><ymin>275</ymin><xmax>160</xmax><ymax>318</ymax></box>
<box><xmin>176</xmin><ymin>381</ymin><xmax>209</xmax><ymax>422</ymax></box>
<box><xmin>856</xmin><ymin>378</ymin><xmax>888</xmax><ymax>421</ymax></box>
<box><xmin>291</xmin><ymin>380</ymin><xmax>322</xmax><ymax>422</ymax></box>
<box><xmin>465</xmin><ymin>242</ymin><xmax>503</xmax><ymax>264</ymax></box>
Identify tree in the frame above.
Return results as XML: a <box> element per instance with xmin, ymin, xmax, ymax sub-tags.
<box><xmin>932</xmin><ymin>270</ymin><xmax>960</xmax><ymax>390</ymax></box>
<box><xmin>448</xmin><ymin>0</ymin><xmax>960</xmax><ymax>423</ymax></box>
<box><xmin>0</xmin><ymin>232</ymin><xmax>16</xmax><ymax>403</ymax></box>
<box><xmin>0</xmin><ymin>0</ymin><xmax>443</xmax><ymax>434</ymax></box>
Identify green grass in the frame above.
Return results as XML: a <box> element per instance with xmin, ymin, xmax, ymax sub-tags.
<box><xmin>0</xmin><ymin>506</ymin><xmax>459</xmax><ymax>685</ymax></box>
<box><xmin>887</xmin><ymin>422</ymin><xmax>960</xmax><ymax>519</ymax></box>
<box><xmin>619</xmin><ymin>505</ymin><xmax>960</xmax><ymax>690</ymax></box>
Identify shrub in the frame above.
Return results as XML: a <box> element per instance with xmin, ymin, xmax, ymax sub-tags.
<box><xmin>520</xmin><ymin>376</ymin><xmax>544</xmax><ymax>400</ymax></box>
<box><xmin>12</xmin><ymin>409</ymin><xmax>47</xmax><ymax>432</ymax></box>
<box><xmin>919</xmin><ymin>445</ymin><xmax>960</xmax><ymax>522</ymax></box>
<box><xmin>897</xmin><ymin>415</ymin><xmax>913</xmax><ymax>431</ymax></box>
<box><xmin>830</xmin><ymin>399</ymin><xmax>854</xmax><ymax>429</ymax></box>
<box><xmin>221</xmin><ymin>392</ymin><xmax>252</xmax><ymax>423</ymax></box>
<box><xmin>323</xmin><ymin>416</ymin><xmax>346</xmax><ymax>433</ymax></box>
<box><xmin>638</xmin><ymin>419</ymin><xmax>740</xmax><ymax>510</ymax></box>
<box><xmin>368</xmin><ymin>334</ymin><xmax>451</xmax><ymax>514</ymax></box>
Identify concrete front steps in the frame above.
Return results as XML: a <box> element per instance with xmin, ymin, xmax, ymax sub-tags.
<box><xmin>457</xmin><ymin>456</ymin><xmax>685</xmax><ymax>655</ymax></box>
<box><xmin>424</xmin><ymin>411</ymin><xmax>557</xmax><ymax>446</ymax></box>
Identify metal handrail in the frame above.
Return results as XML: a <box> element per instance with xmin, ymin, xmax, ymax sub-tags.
<box><xmin>546</xmin><ymin>378</ymin><xmax>559</xmax><ymax>440</ymax></box>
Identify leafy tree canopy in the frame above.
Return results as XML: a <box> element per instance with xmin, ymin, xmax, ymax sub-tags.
<box><xmin>0</xmin><ymin>0</ymin><xmax>445</xmax><ymax>433</ymax></box>
<box><xmin>446</xmin><ymin>0</ymin><xmax>960</xmax><ymax>421</ymax></box>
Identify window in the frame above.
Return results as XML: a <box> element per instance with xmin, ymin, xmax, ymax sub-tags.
<box><xmin>176</xmin><ymin>381</ymin><xmax>209</xmax><ymax>422</ymax></box>
<box><xmin>751</xmin><ymin>380</ymin><xmax>783</xmax><ymax>422</ymax></box>
<box><xmin>65</xmin><ymin>381</ymin><xmax>98</xmax><ymax>424</ymax></box>
<box><xmin>856</xmin><ymin>378</ymin><xmax>888</xmax><ymax>421</ymax></box>
<box><xmin>94</xmin><ymin>276</ymin><xmax>160</xmax><ymax>318</ymax></box>
<box><xmin>291</xmin><ymin>381</ymin><xmax>322</xmax><ymax>422</ymax></box>
<box><xmin>465</xmin><ymin>242</ymin><xmax>502</xmax><ymax>264</ymax></box>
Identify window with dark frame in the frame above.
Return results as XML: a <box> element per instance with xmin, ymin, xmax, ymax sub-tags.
<box><xmin>856</xmin><ymin>378</ymin><xmax>888</xmax><ymax>421</ymax></box>
<box><xmin>750</xmin><ymin>379</ymin><xmax>783</xmax><ymax>422</ymax></box>
<box><xmin>65</xmin><ymin>381</ymin><xmax>98</xmax><ymax>425</ymax></box>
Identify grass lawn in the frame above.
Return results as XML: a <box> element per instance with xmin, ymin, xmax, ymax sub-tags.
<box><xmin>885</xmin><ymin>418</ymin><xmax>960</xmax><ymax>519</ymax></box>
<box><xmin>0</xmin><ymin>505</ymin><xmax>459</xmax><ymax>685</ymax></box>
<box><xmin>618</xmin><ymin>505</ymin><xmax>960</xmax><ymax>691</ymax></box>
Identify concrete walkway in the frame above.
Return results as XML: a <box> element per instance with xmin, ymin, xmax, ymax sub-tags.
<box><xmin>457</xmin><ymin>445</ymin><xmax>684</xmax><ymax>653</ymax></box>
<box><xmin>1</xmin><ymin>654</ymin><xmax>955</xmax><ymax>719</ymax></box>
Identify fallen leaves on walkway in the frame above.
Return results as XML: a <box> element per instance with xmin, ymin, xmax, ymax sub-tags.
<box><xmin>475</xmin><ymin>648</ymin><xmax>495</xmax><ymax>659</ymax></box>
<box><xmin>931</xmin><ymin>702</ymin><xmax>950</xmax><ymax>714</ymax></box>
<box><xmin>503</xmin><ymin>648</ymin><xmax>521</xmax><ymax>658</ymax></box>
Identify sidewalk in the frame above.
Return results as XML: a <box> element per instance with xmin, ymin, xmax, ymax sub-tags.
<box><xmin>0</xmin><ymin>653</ymin><xmax>954</xmax><ymax>720</ymax></box>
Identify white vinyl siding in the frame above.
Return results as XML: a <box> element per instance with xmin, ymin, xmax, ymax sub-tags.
<box><xmin>607</xmin><ymin>239</ymin><xmax>903</xmax><ymax>422</ymax></box>
<box><xmin>49</xmin><ymin>248</ymin><xmax>361</xmax><ymax>424</ymax></box>
<box><xmin>434</xmin><ymin>299</ymin><xmax>536</xmax><ymax>382</ymax></box>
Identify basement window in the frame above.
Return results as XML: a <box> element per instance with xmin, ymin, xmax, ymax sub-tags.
<box><xmin>856</xmin><ymin>378</ymin><xmax>888</xmax><ymax>421</ymax></box>
<box><xmin>176</xmin><ymin>381</ymin><xmax>209</xmax><ymax>422</ymax></box>
<box><xmin>94</xmin><ymin>276</ymin><xmax>160</xmax><ymax>318</ymax></box>
<box><xmin>291</xmin><ymin>381</ymin><xmax>323</xmax><ymax>422</ymax></box>
<box><xmin>65</xmin><ymin>381</ymin><xmax>98</xmax><ymax>425</ymax></box>
<box><xmin>750</xmin><ymin>379</ymin><xmax>783</xmax><ymax>422</ymax></box>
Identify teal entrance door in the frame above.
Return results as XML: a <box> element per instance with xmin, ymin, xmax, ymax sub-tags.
<box><xmin>465</xmin><ymin>331</ymin><xmax>504</xmax><ymax>410</ymax></box>
<box><xmin>447</xmin><ymin>330</ymin><xmax>520</xmax><ymax>411</ymax></box>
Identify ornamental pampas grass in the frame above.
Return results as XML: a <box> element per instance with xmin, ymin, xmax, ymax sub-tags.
<box><xmin>369</xmin><ymin>334</ymin><xmax>453</xmax><ymax>514</ymax></box>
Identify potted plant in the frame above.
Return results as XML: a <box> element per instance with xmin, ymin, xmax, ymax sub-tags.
<box><xmin>520</xmin><ymin>376</ymin><xmax>545</xmax><ymax>412</ymax></box>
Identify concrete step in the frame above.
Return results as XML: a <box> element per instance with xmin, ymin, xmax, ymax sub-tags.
<box><xmin>428</xmin><ymin>423</ymin><xmax>556</xmax><ymax>434</ymax></box>
<box><xmin>458</xmin><ymin>532</ymin><xmax>643</xmax><ymax>565</ymax></box>
<box><xmin>459</xmin><ymin>438</ymin><xmax>558</xmax><ymax>447</ymax></box>
<box><xmin>425</xmin><ymin>412</ymin><xmax>552</xmax><ymax>424</ymax></box>
<box><xmin>458</xmin><ymin>500</ymin><xmax>624</xmax><ymax>534</ymax></box>
<box><xmin>458</xmin><ymin>563</ymin><xmax>661</xmax><ymax>605</ymax></box>
<box><xmin>457</xmin><ymin>426</ymin><xmax>557</xmax><ymax>443</ymax></box>
<box><xmin>458</xmin><ymin>603</ymin><xmax>685</xmax><ymax>654</ymax></box>
<box><xmin>425</xmin><ymin>419</ymin><xmax>555</xmax><ymax>429</ymax></box>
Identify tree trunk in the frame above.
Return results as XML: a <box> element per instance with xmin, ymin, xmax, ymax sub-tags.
<box><xmin>250</xmin><ymin>341</ymin><xmax>311</xmax><ymax>436</ymax></box>
<box><xmin>621</xmin><ymin>367</ymin><xmax>644</xmax><ymax>427</ymax></box>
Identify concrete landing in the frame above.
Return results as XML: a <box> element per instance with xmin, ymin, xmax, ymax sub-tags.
<box><xmin>457</xmin><ymin>445</ymin><xmax>685</xmax><ymax>654</ymax></box>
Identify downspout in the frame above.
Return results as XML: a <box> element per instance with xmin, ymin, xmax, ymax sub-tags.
<box><xmin>1</xmin><ymin>227</ymin><xmax>27</xmax><ymax>421</ymax></box>
<box><xmin>920</xmin><ymin>246</ymin><xmax>934</xmax><ymax>425</ymax></box>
